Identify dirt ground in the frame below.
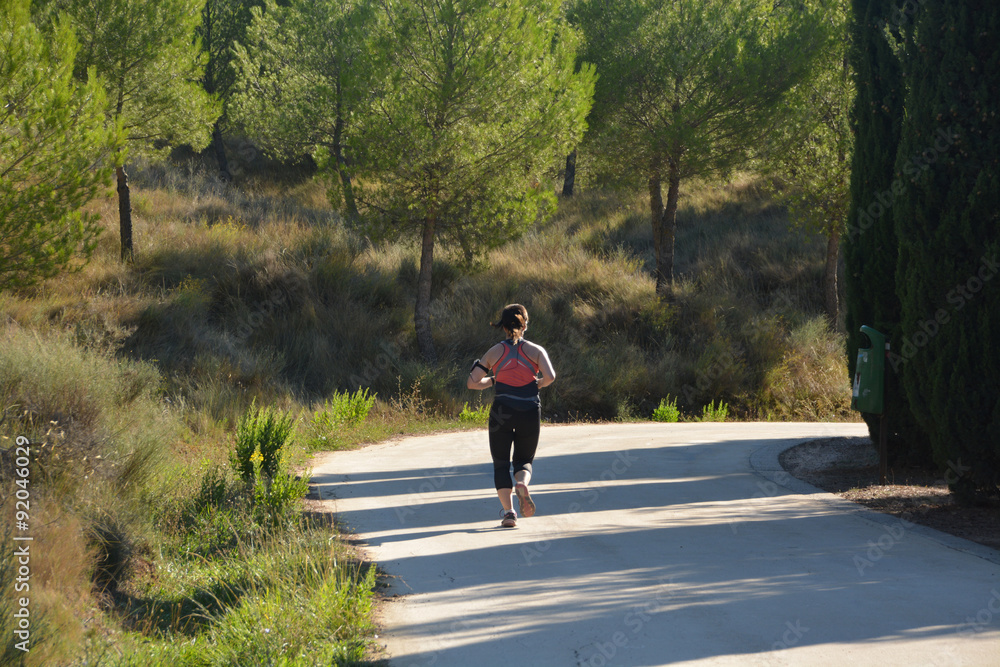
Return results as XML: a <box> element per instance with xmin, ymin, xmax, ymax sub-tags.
<box><xmin>781</xmin><ymin>437</ymin><xmax>1000</xmax><ymax>552</ymax></box>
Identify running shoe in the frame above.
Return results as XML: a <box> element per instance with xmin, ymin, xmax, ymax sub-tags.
<box><xmin>515</xmin><ymin>482</ymin><xmax>535</xmax><ymax>518</ymax></box>
<box><xmin>500</xmin><ymin>509</ymin><xmax>517</xmax><ymax>528</ymax></box>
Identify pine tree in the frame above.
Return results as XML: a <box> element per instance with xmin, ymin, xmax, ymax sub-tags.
<box><xmin>42</xmin><ymin>0</ymin><xmax>220</xmax><ymax>261</ymax></box>
<box><xmin>1</xmin><ymin>0</ymin><xmax>123</xmax><ymax>289</ymax></box>
<box><xmin>358</xmin><ymin>0</ymin><xmax>595</xmax><ymax>362</ymax></box>
<box><xmin>572</xmin><ymin>0</ymin><xmax>827</xmax><ymax>296</ymax></box>
<box><xmin>893</xmin><ymin>0</ymin><xmax>1000</xmax><ymax>499</ymax></box>
<box><xmin>761</xmin><ymin>0</ymin><xmax>852</xmax><ymax>330</ymax></box>
<box><xmin>230</xmin><ymin>0</ymin><xmax>380</xmax><ymax>220</ymax></box>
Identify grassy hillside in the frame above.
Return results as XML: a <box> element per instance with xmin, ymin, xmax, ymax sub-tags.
<box><xmin>0</xmin><ymin>159</ymin><xmax>855</xmax><ymax>664</ymax></box>
<box><xmin>4</xmin><ymin>161</ymin><xmax>852</xmax><ymax>422</ymax></box>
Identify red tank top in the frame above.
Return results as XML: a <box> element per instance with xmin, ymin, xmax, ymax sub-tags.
<box><xmin>494</xmin><ymin>340</ymin><xmax>539</xmax><ymax>387</ymax></box>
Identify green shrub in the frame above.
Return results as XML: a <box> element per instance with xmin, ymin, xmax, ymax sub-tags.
<box><xmin>200</xmin><ymin>545</ymin><xmax>376</xmax><ymax>666</ymax></box>
<box><xmin>231</xmin><ymin>402</ymin><xmax>295</xmax><ymax>483</ymax></box>
<box><xmin>306</xmin><ymin>388</ymin><xmax>377</xmax><ymax>447</ymax></box>
<box><xmin>458</xmin><ymin>401</ymin><xmax>490</xmax><ymax>424</ymax></box>
<box><xmin>699</xmin><ymin>399</ymin><xmax>729</xmax><ymax>422</ymax></box>
<box><xmin>250</xmin><ymin>447</ymin><xmax>311</xmax><ymax>530</ymax></box>
<box><xmin>652</xmin><ymin>396</ymin><xmax>681</xmax><ymax>423</ymax></box>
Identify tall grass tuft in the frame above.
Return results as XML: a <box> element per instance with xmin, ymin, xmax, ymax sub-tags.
<box><xmin>306</xmin><ymin>388</ymin><xmax>378</xmax><ymax>449</ymax></box>
<box><xmin>0</xmin><ymin>325</ymin><xmax>173</xmax><ymax>496</ymax></box>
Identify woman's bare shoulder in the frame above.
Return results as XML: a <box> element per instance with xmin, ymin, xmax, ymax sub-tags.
<box><xmin>521</xmin><ymin>339</ymin><xmax>548</xmax><ymax>359</ymax></box>
<box><xmin>482</xmin><ymin>341</ymin><xmax>506</xmax><ymax>365</ymax></box>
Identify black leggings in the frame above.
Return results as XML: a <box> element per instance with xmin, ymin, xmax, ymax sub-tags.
<box><xmin>488</xmin><ymin>402</ymin><xmax>541</xmax><ymax>490</ymax></box>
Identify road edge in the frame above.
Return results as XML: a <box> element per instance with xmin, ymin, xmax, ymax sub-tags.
<box><xmin>749</xmin><ymin>438</ymin><xmax>1000</xmax><ymax>566</ymax></box>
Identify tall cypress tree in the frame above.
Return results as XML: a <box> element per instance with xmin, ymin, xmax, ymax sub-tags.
<box><xmin>843</xmin><ymin>0</ymin><xmax>929</xmax><ymax>463</ymax></box>
<box><xmin>893</xmin><ymin>0</ymin><xmax>1000</xmax><ymax>500</ymax></box>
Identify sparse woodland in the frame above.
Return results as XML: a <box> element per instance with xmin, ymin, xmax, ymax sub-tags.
<box><xmin>0</xmin><ymin>0</ymin><xmax>997</xmax><ymax>662</ymax></box>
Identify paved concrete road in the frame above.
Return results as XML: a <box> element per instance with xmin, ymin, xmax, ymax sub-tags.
<box><xmin>310</xmin><ymin>423</ymin><xmax>1000</xmax><ymax>666</ymax></box>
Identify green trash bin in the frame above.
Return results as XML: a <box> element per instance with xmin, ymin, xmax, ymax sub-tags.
<box><xmin>851</xmin><ymin>325</ymin><xmax>886</xmax><ymax>415</ymax></box>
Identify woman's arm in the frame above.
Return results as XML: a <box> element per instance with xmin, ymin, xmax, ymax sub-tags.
<box><xmin>525</xmin><ymin>342</ymin><xmax>556</xmax><ymax>388</ymax></box>
<box><xmin>467</xmin><ymin>344</ymin><xmax>504</xmax><ymax>390</ymax></box>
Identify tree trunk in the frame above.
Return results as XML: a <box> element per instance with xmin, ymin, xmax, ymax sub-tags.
<box><xmin>415</xmin><ymin>215</ymin><xmax>438</xmax><ymax>363</ymax></box>
<box><xmin>824</xmin><ymin>225</ymin><xmax>841</xmax><ymax>329</ymax></box>
<box><xmin>116</xmin><ymin>165</ymin><xmax>134</xmax><ymax>262</ymax></box>
<box><xmin>211</xmin><ymin>121</ymin><xmax>231</xmax><ymax>182</ymax></box>
<box><xmin>562</xmin><ymin>150</ymin><xmax>577</xmax><ymax>197</ymax></box>
<box><xmin>333</xmin><ymin>81</ymin><xmax>359</xmax><ymax>221</ymax></box>
<box><xmin>338</xmin><ymin>166</ymin><xmax>359</xmax><ymax>222</ymax></box>
<box><xmin>655</xmin><ymin>163</ymin><xmax>680</xmax><ymax>296</ymax></box>
<box><xmin>649</xmin><ymin>171</ymin><xmax>663</xmax><ymax>261</ymax></box>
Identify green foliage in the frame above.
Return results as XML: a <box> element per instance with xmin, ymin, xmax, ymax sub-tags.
<box><xmin>458</xmin><ymin>401</ymin><xmax>490</xmax><ymax>425</ymax></box>
<box><xmin>48</xmin><ymin>0</ymin><xmax>220</xmax><ymax>159</ymax></box>
<box><xmin>96</xmin><ymin>524</ymin><xmax>378</xmax><ymax>665</ymax></box>
<box><xmin>760</xmin><ymin>317</ymin><xmax>853</xmax><ymax>420</ymax></box>
<box><xmin>306</xmin><ymin>388</ymin><xmax>377</xmax><ymax>448</ymax></box>
<box><xmin>360</xmin><ymin>0</ymin><xmax>594</xmax><ymax>244</ymax></box>
<box><xmin>698</xmin><ymin>399</ymin><xmax>729</xmax><ymax>422</ymax></box>
<box><xmin>572</xmin><ymin>0</ymin><xmax>828</xmax><ymax>289</ymax></box>
<box><xmin>194</xmin><ymin>545</ymin><xmax>376</xmax><ymax>666</ymax></box>
<box><xmin>0</xmin><ymin>0</ymin><xmax>123</xmax><ymax>289</ymax></box>
<box><xmin>359</xmin><ymin>0</ymin><xmax>595</xmax><ymax>359</ymax></box>
<box><xmin>0</xmin><ymin>326</ymin><xmax>172</xmax><ymax>495</ymax></box>
<box><xmin>230</xmin><ymin>0</ymin><xmax>380</xmax><ymax>217</ymax></box>
<box><xmin>841</xmin><ymin>0</ymin><xmax>929</xmax><ymax>464</ymax></box>
<box><xmin>761</xmin><ymin>0</ymin><xmax>852</xmax><ymax>234</ymax></box>
<box><xmin>165</xmin><ymin>463</ymin><xmax>254</xmax><ymax>556</ymax></box>
<box><xmin>892</xmin><ymin>0</ymin><xmax>1000</xmax><ymax>500</ymax></box>
<box><xmin>199</xmin><ymin>0</ymin><xmax>265</xmax><ymax>99</ymax></box>
<box><xmin>323</xmin><ymin>388</ymin><xmax>376</xmax><ymax>427</ymax></box>
<box><xmin>250</xmin><ymin>447</ymin><xmax>310</xmax><ymax>530</ymax></box>
<box><xmin>229</xmin><ymin>402</ymin><xmax>309</xmax><ymax>528</ymax></box>
<box><xmin>231</xmin><ymin>402</ymin><xmax>295</xmax><ymax>483</ymax></box>
<box><xmin>758</xmin><ymin>0</ymin><xmax>851</xmax><ymax>324</ymax></box>
<box><xmin>651</xmin><ymin>396</ymin><xmax>680</xmax><ymax>423</ymax></box>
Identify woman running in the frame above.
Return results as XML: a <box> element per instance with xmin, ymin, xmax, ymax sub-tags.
<box><xmin>467</xmin><ymin>304</ymin><xmax>556</xmax><ymax>528</ymax></box>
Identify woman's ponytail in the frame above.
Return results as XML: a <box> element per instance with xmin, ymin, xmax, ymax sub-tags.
<box><xmin>492</xmin><ymin>303</ymin><xmax>529</xmax><ymax>342</ymax></box>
